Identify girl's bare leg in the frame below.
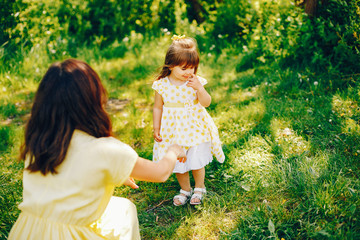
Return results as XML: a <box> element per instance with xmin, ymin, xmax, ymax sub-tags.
<box><xmin>174</xmin><ymin>172</ymin><xmax>191</xmax><ymax>205</ymax></box>
<box><xmin>191</xmin><ymin>167</ymin><xmax>205</xmax><ymax>204</ymax></box>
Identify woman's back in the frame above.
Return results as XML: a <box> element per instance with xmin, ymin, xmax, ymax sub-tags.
<box><xmin>9</xmin><ymin>130</ymin><xmax>139</xmax><ymax>239</ymax></box>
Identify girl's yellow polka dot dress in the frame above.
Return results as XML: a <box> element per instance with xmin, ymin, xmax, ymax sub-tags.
<box><xmin>152</xmin><ymin>76</ymin><xmax>225</xmax><ymax>164</ymax></box>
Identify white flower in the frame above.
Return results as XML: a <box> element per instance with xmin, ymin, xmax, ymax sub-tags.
<box><xmin>283</xmin><ymin>128</ymin><xmax>292</xmax><ymax>136</ymax></box>
<box><xmin>224</xmin><ymin>174</ymin><xmax>233</xmax><ymax>179</ymax></box>
<box><xmin>314</xmin><ymin>81</ymin><xmax>318</xmax><ymax>86</ymax></box>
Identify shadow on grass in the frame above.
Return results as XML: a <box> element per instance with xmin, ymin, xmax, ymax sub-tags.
<box><xmin>2</xmin><ymin>54</ymin><xmax>359</xmax><ymax>239</ymax></box>
<box><xmin>223</xmin><ymin>68</ymin><xmax>360</xmax><ymax>239</ymax></box>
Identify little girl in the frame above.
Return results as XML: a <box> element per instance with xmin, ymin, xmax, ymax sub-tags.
<box><xmin>152</xmin><ymin>35</ymin><xmax>225</xmax><ymax>206</ymax></box>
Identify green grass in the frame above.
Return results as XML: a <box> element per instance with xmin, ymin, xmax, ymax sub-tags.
<box><xmin>1</xmin><ymin>36</ymin><xmax>359</xmax><ymax>239</ymax></box>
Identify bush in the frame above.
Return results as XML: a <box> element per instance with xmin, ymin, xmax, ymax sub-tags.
<box><xmin>232</xmin><ymin>0</ymin><xmax>360</xmax><ymax>92</ymax></box>
<box><xmin>291</xmin><ymin>0</ymin><xmax>360</xmax><ymax>74</ymax></box>
<box><xmin>233</xmin><ymin>1</ymin><xmax>305</xmax><ymax>70</ymax></box>
<box><xmin>205</xmin><ymin>0</ymin><xmax>255</xmax><ymax>50</ymax></box>
<box><xmin>0</xmin><ymin>126</ymin><xmax>12</xmax><ymax>152</ymax></box>
<box><xmin>0</xmin><ymin>0</ymin><xmax>24</xmax><ymax>45</ymax></box>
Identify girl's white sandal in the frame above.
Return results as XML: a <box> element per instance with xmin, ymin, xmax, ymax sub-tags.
<box><xmin>173</xmin><ymin>189</ymin><xmax>192</xmax><ymax>206</ymax></box>
<box><xmin>190</xmin><ymin>188</ymin><xmax>206</xmax><ymax>205</ymax></box>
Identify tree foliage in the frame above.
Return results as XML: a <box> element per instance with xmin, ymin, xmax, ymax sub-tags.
<box><xmin>1</xmin><ymin>0</ymin><xmax>359</xmax><ymax>75</ymax></box>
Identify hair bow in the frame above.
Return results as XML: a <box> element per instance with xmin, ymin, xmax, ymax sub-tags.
<box><xmin>171</xmin><ymin>34</ymin><xmax>186</xmax><ymax>41</ymax></box>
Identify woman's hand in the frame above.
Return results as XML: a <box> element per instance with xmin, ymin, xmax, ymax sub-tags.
<box><xmin>123</xmin><ymin>177</ymin><xmax>139</xmax><ymax>189</ymax></box>
<box><xmin>130</xmin><ymin>144</ymin><xmax>186</xmax><ymax>183</ymax></box>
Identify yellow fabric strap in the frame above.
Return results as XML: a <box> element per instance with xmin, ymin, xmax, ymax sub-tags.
<box><xmin>164</xmin><ymin>100</ymin><xmax>198</xmax><ymax>108</ymax></box>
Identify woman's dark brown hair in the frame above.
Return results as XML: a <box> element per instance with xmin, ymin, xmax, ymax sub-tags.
<box><xmin>157</xmin><ymin>37</ymin><xmax>200</xmax><ymax>80</ymax></box>
<box><xmin>20</xmin><ymin>59</ymin><xmax>112</xmax><ymax>175</ymax></box>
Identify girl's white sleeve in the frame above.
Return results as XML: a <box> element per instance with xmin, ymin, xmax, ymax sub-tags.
<box><xmin>152</xmin><ymin>80</ymin><xmax>164</xmax><ymax>95</ymax></box>
<box><xmin>198</xmin><ymin>76</ymin><xmax>208</xmax><ymax>86</ymax></box>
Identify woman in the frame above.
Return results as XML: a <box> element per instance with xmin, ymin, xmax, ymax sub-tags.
<box><xmin>8</xmin><ymin>59</ymin><xmax>185</xmax><ymax>240</ymax></box>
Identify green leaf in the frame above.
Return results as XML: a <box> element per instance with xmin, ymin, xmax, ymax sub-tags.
<box><xmin>317</xmin><ymin>230</ymin><xmax>331</xmax><ymax>237</ymax></box>
<box><xmin>348</xmin><ymin>187</ymin><xmax>356</xmax><ymax>196</ymax></box>
<box><xmin>268</xmin><ymin>219</ymin><xmax>275</xmax><ymax>234</ymax></box>
<box><xmin>241</xmin><ymin>184</ymin><xmax>250</xmax><ymax>191</ymax></box>
<box><xmin>350</xmin><ymin>204</ymin><xmax>356</xmax><ymax>214</ymax></box>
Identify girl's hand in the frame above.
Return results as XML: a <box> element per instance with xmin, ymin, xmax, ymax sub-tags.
<box><xmin>123</xmin><ymin>177</ymin><xmax>139</xmax><ymax>189</ymax></box>
<box><xmin>167</xmin><ymin>144</ymin><xmax>187</xmax><ymax>163</ymax></box>
<box><xmin>153</xmin><ymin>129</ymin><xmax>162</xmax><ymax>142</ymax></box>
<box><xmin>187</xmin><ymin>74</ymin><xmax>211</xmax><ymax>107</ymax></box>
<box><xmin>186</xmin><ymin>74</ymin><xmax>203</xmax><ymax>91</ymax></box>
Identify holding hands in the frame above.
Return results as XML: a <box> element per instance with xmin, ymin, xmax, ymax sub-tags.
<box><xmin>123</xmin><ymin>177</ymin><xmax>139</xmax><ymax>189</ymax></box>
<box><xmin>167</xmin><ymin>144</ymin><xmax>187</xmax><ymax>163</ymax></box>
<box><xmin>149</xmin><ymin>131</ymin><xmax>187</xmax><ymax>163</ymax></box>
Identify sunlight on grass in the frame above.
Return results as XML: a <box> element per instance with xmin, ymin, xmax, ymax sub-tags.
<box><xmin>93</xmin><ymin>58</ymin><xmax>131</xmax><ymax>78</ymax></box>
<box><xmin>218</xmin><ymin>98</ymin><xmax>265</xmax><ymax>145</ymax></box>
<box><xmin>270</xmin><ymin>118</ymin><xmax>310</xmax><ymax>157</ymax></box>
<box><xmin>200</xmin><ymin>64</ymin><xmax>238</xmax><ymax>86</ymax></box>
<box><xmin>332</xmin><ymin>94</ymin><xmax>358</xmax><ymax>118</ymax></box>
<box><xmin>213</xmin><ymin>81</ymin><xmax>259</xmax><ymax>107</ymax></box>
<box><xmin>231</xmin><ymin>135</ymin><xmax>273</xmax><ymax>190</ymax></box>
<box><xmin>174</xmin><ymin>205</ymin><xmax>238</xmax><ymax>239</ymax></box>
<box><xmin>331</xmin><ymin>93</ymin><xmax>360</xmax><ymax>157</ymax></box>
<box><xmin>332</xmin><ymin>94</ymin><xmax>360</xmax><ymax>135</ymax></box>
<box><xmin>0</xmin><ymin>73</ymin><xmax>38</xmax><ymax>101</ymax></box>
<box><xmin>21</xmin><ymin>43</ymin><xmax>56</xmax><ymax>80</ymax></box>
<box><xmin>1</xmin><ymin>30</ymin><xmax>360</xmax><ymax>239</ymax></box>
<box><xmin>343</xmin><ymin>118</ymin><xmax>360</xmax><ymax>135</ymax></box>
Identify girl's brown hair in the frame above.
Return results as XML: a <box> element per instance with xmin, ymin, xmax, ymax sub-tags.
<box><xmin>157</xmin><ymin>37</ymin><xmax>200</xmax><ymax>80</ymax></box>
<box><xmin>20</xmin><ymin>59</ymin><xmax>112</xmax><ymax>175</ymax></box>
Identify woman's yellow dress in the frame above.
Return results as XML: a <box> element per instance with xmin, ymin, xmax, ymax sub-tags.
<box><xmin>8</xmin><ymin>130</ymin><xmax>140</xmax><ymax>240</ymax></box>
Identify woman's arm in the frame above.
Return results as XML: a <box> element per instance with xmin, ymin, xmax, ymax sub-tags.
<box><xmin>153</xmin><ymin>91</ymin><xmax>163</xmax><ymax>142</ymax></box>
<box><xmin>130</xmin><ymin>145</ymin><xmax>185</xmax><ymax>182</ymax></box>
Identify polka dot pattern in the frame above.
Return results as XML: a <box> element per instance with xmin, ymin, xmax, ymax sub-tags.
<box><xmin>152</xmin><ymin>76</ymin><xmax>225</xmax><ymax>163</ymax></box>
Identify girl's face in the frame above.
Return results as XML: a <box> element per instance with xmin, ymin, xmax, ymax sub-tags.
<box><xmin>169</xmin><ymin>65</ymin><xmax>195</xmax><ymax>82</ymax></box>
